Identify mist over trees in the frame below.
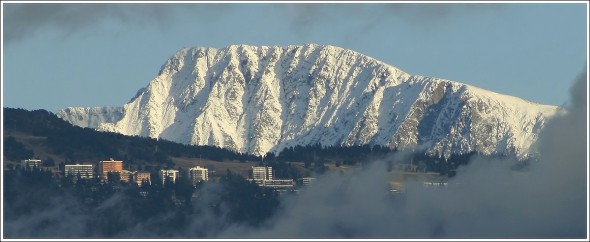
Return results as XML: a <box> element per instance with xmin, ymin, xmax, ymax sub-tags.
<box><xmin>3</xmin><ymin>166</ymin><xmax>280</xmax><ymax>238</ymax></box>
<box><xmin>2</xmin><ymin>67</ymin><xmax>587</xmax><ymax>238</ymax></box>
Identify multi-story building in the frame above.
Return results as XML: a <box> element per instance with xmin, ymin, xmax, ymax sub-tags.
<box><xmin>64</xmin><ymin>164</ymin><xmax>94</xmax><ymax>179</ymax></box>
<box><xmin>300</xmin><ymin>177</ymin><xmax>316</xmax><ymax>186</ymax></box>
<box><xmin>160</xmin><ymin>169</ymin><xmax>179</xmax><ymax>185</ymax></box>
<box><xmin>133</xmin><ymin>171</ymin><xmax>151</xmax><ymax>187</ymax></box>
<box><xmin>120</xmin><ymin>170</ymin><xmax>133</xmax><ymax>183</ymax></box>
<box><xmin>251</xmin><ymin>166</ymin><xmax>272</xmax><ymax>180</ymax></box>
<box><xmin>248</xmin><ymin>166</ymin><xmax>294</xmax><ymax>189</ymax></box>
<box><xmin>259</xmin><ymin>179</ymin><xmax>295</xmax><ymax>189</ymax></box>
<box><xmin>98</xmin><ymin>159</ymin><xmax>123</xmax><ymax>181</ymax></box>
<box><xmin>21</xmin><ymin>159</ymin><xmax>42</xmax><ymax>169</ymax></box>
<box><xmin>189</xmin><ymin>166</ymin><xmax>208</xmax><ymax>186</ymax></box>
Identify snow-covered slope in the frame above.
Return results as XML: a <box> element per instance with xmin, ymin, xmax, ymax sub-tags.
<box><xmin>57</xmin><ymin>44</ymin><xmax>558</xmax><ymax>158</ymax></box>
<box><xmin>58</xmin><ymin>106</ymin><xmax>123</xmax><ymax>129</ymax></box>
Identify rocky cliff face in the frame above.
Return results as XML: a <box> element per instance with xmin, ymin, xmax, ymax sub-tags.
<box><xmin>57</xmin><ymin>44</ymin><xmax>558</xmax><ymax>158</ymax></box>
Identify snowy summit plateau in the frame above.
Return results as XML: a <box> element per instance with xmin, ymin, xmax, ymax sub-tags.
<box><xmin>58</xmin><ymin>44</ymin><xmax>559</xmax><ymax>158</ymax></box>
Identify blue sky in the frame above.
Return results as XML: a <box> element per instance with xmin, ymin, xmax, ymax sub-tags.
<box><xmin>2</xmin><ymin>2</ymin><xmax>588</xmax><ymax>112</ymax></box>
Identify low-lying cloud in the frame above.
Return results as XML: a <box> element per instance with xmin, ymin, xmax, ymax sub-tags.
<box><xmin>219</xmin><ymin>67</ymin><xmax>587</xmax><ymax>238</ymax></box>
<box><xmin>3</xmin><ymin>68</ymin><xmax>587</xmax><ymax>238</ymax></box>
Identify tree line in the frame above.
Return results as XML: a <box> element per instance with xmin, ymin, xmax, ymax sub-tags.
<box><xmin>3</xmin><ymin>107</ymin><xmax>519</xmax><ymax>179</ymax></box>
<box><xmin>3</xmin><ymin>165</ymin><xmax>280</xmax><ymax>238</ymax></box>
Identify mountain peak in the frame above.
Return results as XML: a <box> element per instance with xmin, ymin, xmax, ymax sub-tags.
<box><xmin>58</xmin><ymin>44</ymin><xmax>558</xmax><ymax>158</ymax></box>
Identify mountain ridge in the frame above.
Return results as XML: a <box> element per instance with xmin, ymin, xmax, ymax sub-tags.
<box><xmin>57</xmin><ymin>44</ymin><xmax>558</xmax><ymax>158</ymax></box>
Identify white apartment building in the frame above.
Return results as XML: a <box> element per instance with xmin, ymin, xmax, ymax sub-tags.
<box><xmin>248</xmin><ymin>166</ymin><xmax>294</xmax><ymax>189</ymax></box>
<box><xmin>64</xmin><ymin>164</ymin><xmax>94</xmax><ymax>179</ymax></box>
<box><xmin>251</xmin><ymin>166</ymin><xmax>272</xmax><ymax>180</ymax></box>
<box><xmin>260</xmin><ymin>179</ymin><xmax>295</xmax><ymax>189</ymax></box>
<box><xmin>300</xmin><ymin>177</ymin><xmax>316</xmax><ymax>186</ymax></box>
<box><xmin>189</xmin><ymin>166</ymin><xmax>208</xmax><ymax>186</ymax></box>
<box><xmin>21</xmin><ymin>159</ymin><xmax>42</xmax><ymax>169</ymax></box>
<box><xmin>160</xmin><ymin>169</ymin><xmax>179</xmax><ymax>185</ymax></box>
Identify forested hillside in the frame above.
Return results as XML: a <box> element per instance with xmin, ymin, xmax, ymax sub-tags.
<box><xmin>3</xmin><ymin>108</ymin><xmax>495</xmax><ymax>178</ymax></box>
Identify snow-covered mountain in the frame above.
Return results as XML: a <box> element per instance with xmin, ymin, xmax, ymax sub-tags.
<box><xmin>57</xmin><ymin>44</ymin><xmax>558</xmax><ymax>158</ymax></box>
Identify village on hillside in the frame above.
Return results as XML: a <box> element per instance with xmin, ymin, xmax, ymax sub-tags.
<box><xmin>15</xmin><ymin>157</ymin><xmax>450</xmax><ymax>195</ymax></box>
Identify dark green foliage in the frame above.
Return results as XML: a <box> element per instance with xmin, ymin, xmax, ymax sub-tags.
<box><xmin>107</xmin><ymin>172</ymin><xmax>122</xmax><ymax>185</ymax></box>
<box><xmin>3</xmin><ymin>165</ymin><xmax>282</xmax><ymax>238</ymax></box>
<box><xmin>217</xmin><ymin>170</ymin><xmax>280</xmax><ymax>226</ymax></box>
<box><xmin>412</xmin><ymin>152</ymin><xmax>477</xmax><ymax>177</ymax></box>
<box><xmin>2</xmin><ymin>108</ymin><xmax>259</xmax><ymax>164</ymax></box>
<box><xmin>3</xmin><ymin>136</ymin><xmax>34</xmax><ymax>161</ymax></box>
<box><xmin>173</xmin><ymin>172</ymin><xmax>194</xmax><ymax>203</ymax></box>
<box><xmin>42</xmin><ymin>157</ymin><xmax>55</xmax><ymax>167</ymax></box>
<box><xmin>3</xmin><ymin>108</ymin><xmax>522</xmax><ymax>238</ymax></box>
<box><xmin>274</xmin><ymin>143</ymin><xmax>393</xmax><ymax>166</ymax></box>
<box><xmin>4</xmin><ymin>108</ymin><xmax>479</xmax><ymax>177</ymax></box>
<box><xmin>4</xmin><ymin>167</ymin><xmax>57</xmax><ymax>218</ymax></box>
